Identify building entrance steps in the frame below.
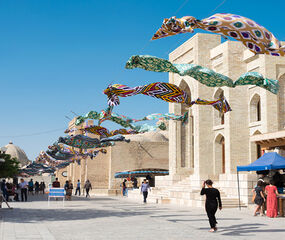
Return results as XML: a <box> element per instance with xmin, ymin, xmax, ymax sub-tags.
<box><xmin>127</xmin><ymin>176</ymin><xmax>247</xmax><ymax>208</ymax></box>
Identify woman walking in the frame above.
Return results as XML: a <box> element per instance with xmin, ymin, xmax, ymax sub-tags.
<box><xmin>265</xmin><ymin>180</ymin><xmax>279</xmax><ymax>218</ymax></box>
<box><xmin>200</xmin><ymin>180</ymin><xmax>222</xmax><ymax>232</ymax></box>
<box><xmin>252</xmin><ymin>181</ymin><xmax>266</xmax><ymax>216</ymax></box>
<box><xmin>84</xmin><ymin>180</ymin><xmax>92</xmax><ymax>198</ymax></box>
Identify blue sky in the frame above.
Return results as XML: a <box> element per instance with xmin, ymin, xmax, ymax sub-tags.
<box><xmin>0</xmin><ymin>0</ymin><xmax>284</xmax><ymax>160</ymax></box>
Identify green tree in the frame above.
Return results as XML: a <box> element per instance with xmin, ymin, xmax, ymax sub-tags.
<box><xmin>0</xmin><ymin>153</ymin><xmax>20</xmax><ymax>178</ymax></box>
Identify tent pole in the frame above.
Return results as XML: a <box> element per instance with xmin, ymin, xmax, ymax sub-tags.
<box><xmin>237</xmin><ymin>170</ymin><xmax>241</xmax><ymax>210</ymax></box>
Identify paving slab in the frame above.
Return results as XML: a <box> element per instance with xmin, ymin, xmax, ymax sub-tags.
<box><xmin>0</xmin><ymin>194</ymin><xmax>284</xmax><ymax>240</ymax></box>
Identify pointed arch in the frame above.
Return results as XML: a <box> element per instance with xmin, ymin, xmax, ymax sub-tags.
<box><xmin>250</xmin><ymin>94</ymin><xmax>261</xmax><ymax>122</ymax></box>
<box><xmin>214</xmin><ymin>133</ymin><xmax>225</xmax><ymax>175</ymax></box>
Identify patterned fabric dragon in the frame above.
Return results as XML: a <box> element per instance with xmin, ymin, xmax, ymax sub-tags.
<box><xmin>104</xmin><ymin>82</ymin><xmax>191</xmax><ymax>106</ymax></box>
<box><xmin>57</xmin><ymin>135</ymin><xmax>129</xmax><ymax>149</ymax></box>
<box><xmin>104</xmin><ymin>83</ymin><xmax>231</xmax><ymax>114</ymax></box>
<box><xmin>126</xmin><ymin>55</ymin><xmax>279</xmax><ymax>94</ymax></box>
<box><xmin>152</xmin><ymin>13</ymin><xmax>285</xmax><ymax>56</ymax></box>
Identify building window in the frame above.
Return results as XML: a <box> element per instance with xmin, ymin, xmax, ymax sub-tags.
<box><xmin>214</xmin><ymin>134</ymin><xmax>225</xmax><ymax>175</ymax></box>
<box><xmin>250</xmin><ymin>94</ymin><xmax>261</xmax><ymax>122</ymax></box>
<box><xmin>257</xmin><ymin>100</ymin><xmax>261</xmax><ymax>121</ymax></box>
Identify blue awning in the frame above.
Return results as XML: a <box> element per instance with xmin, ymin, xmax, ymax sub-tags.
<box><xmin>237</xmin><ymin>152</ymin><xmax>285</xmax><ymax>172</ymax></box>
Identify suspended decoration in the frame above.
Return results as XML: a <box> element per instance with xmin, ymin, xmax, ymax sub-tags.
<box><xmin>75</xmin><ymin>107</ymin><xmax>187</xmax><ymax>133</ymax></box>
<box><xmin>189</xmin><ymin>97</ymin><xmax>231</xmax><ymax>113</ymax></box>
<box><xmin>104</xmin><ymin>82</ymin><xmax>191</xmax><ymax>106</ymax></box>
<box><xmin>152</xmin><ymin>13</ymin><xmax>285</xmax><ymax>56</ymax></box>
<box><xmin>104</xmin><ymin>82</ymin><xmax>231</xmax><ymax>113</ymax></box>
<box><xmin>84</xmin><ymin>125</ymin><xmax>138</xmax><ymax>138</ymax></box>
<box><xmin>57</xmin><ymin>135</ymin><xmax>129</xmax><ymax>149</ymax></box>
<box><xmin>126</xmin><ymin>55</ymin><xmax>279</xmax><ymax>94</ymax></box>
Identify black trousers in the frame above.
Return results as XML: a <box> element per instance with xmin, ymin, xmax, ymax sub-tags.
<box><xmin>21</xmin><ymin>189</ymin><xmax>27</xmax><ymax>202</ymax></box>
<box><xmin>206</xmin><ymin>201</ymin><xmax>218</xmax><ymax>228</ymax></box>
<box><xmin>86</xmin><ymin>188</ymin><xmax>90</xmax><ymax>197</ymax></box>
<box><xmin>143</xmin><ymin>191</ymin><xmax>148</xmax><ymax>202</ymax></box>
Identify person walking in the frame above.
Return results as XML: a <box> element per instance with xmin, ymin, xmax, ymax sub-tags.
<box><xmin>52</xmin><ymin>178</ymin><xmax>60</xmax><ymax>188</ymax></box>
<box><xmin>19</xmin><ymin>178</ymin><xmax>28</xmax><ymax>202</ymax></box>
<box><xmin>42</xmin><ymin>182</ymin><xmax>46</xmax><ymax>194</ymax></box>
<box><xmin>265</xmin><ymin>180</ymin><xmax>279</xmax><ymax>218</ymax></box>
<box><xmin>200</xmin><ymin>179</ymin><xmax>222</xmax><ymax>232</ymax></box>
<box><xmin>28</xmin><ymin>179</ymin><xmax>34</xmax><ymax>195</ymax></box>
<box><xmin>75</xmin><ymin>180</ymin><xmax>81</xmax><ymax>196</ymax></box>
<box><xmin>252</xmin><ymin>181</ymin><xmax>266</xmax><ymax>216</ymax></box>
<box><xmin>34</xmin><ymin>181</ymin><xmax>40</xmax><ymax>195</ymax></box>
<box><xmin>64</xmin><ymin>181</ymin><xmax>70</xmax><ymax>200</ymax></box>
<box><xmin>84</xmin><ymin>180</ymin><xmax>92</xmax><ymax>198</ymax></box>
<box><xmin>1</xmin><ymin>179</ymin><xmax>8</xmax><ymax>201</ymax></box>
<box><xmin>141</xmin><ymin>179</ymin><xmax>150</xmax><ymax>203</ymax></box>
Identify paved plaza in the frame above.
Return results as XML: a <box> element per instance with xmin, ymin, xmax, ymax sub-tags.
<box><xmin>0</xmin><ymin>194</ymin><xmax>284</xmax><ymax>240</ymax></box>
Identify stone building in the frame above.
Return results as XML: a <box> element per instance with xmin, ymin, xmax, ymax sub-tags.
<box><xmin>56</xmin><ymin>118</ymin><xmax>169</xmax><ymax>195</ymax></box>
<box><xmin>141</xmin><ymin>33</ymin><xmax>285</xmax><ymax>207</ymax></box>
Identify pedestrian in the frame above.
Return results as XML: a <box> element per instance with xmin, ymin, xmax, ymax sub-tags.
<box><xmin>133</xmin><ymin>177</ymin><xmax>138</xmax><ymax>189</ymax></box>
<box><xmin>141</xmin><ymin>179</ymin><xmax>150</xmax><ymax>203</ymax></box>
<box><xmin>42</xmin><ymin>182</ymin><xmax>46</xmax><ymax>194</ymax></box>
<box><xmin>69</xmin><ymin>181</ymin><xmax>73</xmax><ymax>199</ymax></box>
<box><xmin>265</xmin><ymin>179</ymin><xmax>279</xmax><ymax>218</ymax></box>
<box><xmin>28</xmin><ymin>179</ymin><xmax>34</xmax><ymax>195</ymax></box>
<box><xmin>52</xmin><ymin>178</ymin><xmax>60</xmax><ymax>188</ymax></box>
<box><xmin>84</xmin><ymin>180</ymin><xmax>92</xmax><ymax>198</ymax></box>
<box><xmin>122</xmin><ymin>179</ymin><xmax>127</xmax><ymax>196</ymax></box>
<box><xmin>200</xmin><ymin>179</ymin><xmax>222</xmax><ymax>232</ymax></box>
<box><xmin>19</xmin><ymin>178</ymin><xmax>28</xmax><ymax>202</ymax></box>
<box><xmin>252</xmin><ymin>180</ymin><xmax>266</xmax><ymax>216</ymax></box>
<box><xmin>64</xmin><ymin>180</ymin><xmax>71</xmax><ymax>200</ymax></box>
<box><xmin>35</xmin><ymin>181</ymin><xmax>40</xmax><ymax>195</ymax></box>
<box><xmin>1</xmin><ymin>179</ymin><xmax>8</xmax><ymax>201</ymax></box>
<box><xmin>12</xmin><ymin>184</ymin><xmax>19</xmax><ymax>201</ymax></box>
<box><xmin>75</xmin><ymin>180</ymin><xmax>81</xmax><ymax>196</ymax></box>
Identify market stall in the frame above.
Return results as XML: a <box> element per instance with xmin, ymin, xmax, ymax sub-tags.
<box><xmin>236</xmin><ymin>152</ymin><xmax>285</xmax><ymax>215</ymax></box>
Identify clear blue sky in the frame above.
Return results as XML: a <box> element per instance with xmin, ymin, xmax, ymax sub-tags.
<box><xmin>0</xmin><ymin>0</ymin><xmax>284</xmax><ymax>160</ymax></box>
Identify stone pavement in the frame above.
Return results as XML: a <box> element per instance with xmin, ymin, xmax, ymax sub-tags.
<box><xmin>0</xmin><ymin>194</ymin><xmax>284</xmax><ymax>240</ymax></box>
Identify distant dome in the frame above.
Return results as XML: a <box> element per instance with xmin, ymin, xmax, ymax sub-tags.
<box><xmin>127</xmin><ymin>131</ymin><xmax>168</xmax><ymax>142</ymax></box>
<box><xmin>4</xmin><ymin>142</ymin><xmax>30</xmax><ymax>167</ymax></box>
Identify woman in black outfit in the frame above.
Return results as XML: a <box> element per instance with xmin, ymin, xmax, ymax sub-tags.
<box><xmin>200</xmin><ymin>179</ymin><xmax>222</xmax><ymax>232</ymax></box>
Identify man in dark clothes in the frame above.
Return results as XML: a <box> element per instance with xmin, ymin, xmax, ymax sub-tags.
<box><xmin>200</xmin><ymin>179</ymin><xmax>222</xmax><ymax>232</ymax></box>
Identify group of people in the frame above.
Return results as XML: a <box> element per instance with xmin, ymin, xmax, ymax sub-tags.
<box><xmin>1</xmin><ymin>178</ymin><xmax>46</xmax><ymax>202</ymax></box>
<box><xmin>52</xmin><ymin>178</ymin><xmax>92</xmax><ymax>200</ymax></box>
<box><xmin>253</xmin><ymin>178</ymin><xmax>281</xmax><ymax>218</ymax></box>
<box><xmin>121</xmin><ymin>178</ymin><xmax>151</xmax><ymax>204</ymax></box>
<box><xmin>27</xmin><ymin>179</ymin><xmax>46</xmax><ymax>195</ymax></box>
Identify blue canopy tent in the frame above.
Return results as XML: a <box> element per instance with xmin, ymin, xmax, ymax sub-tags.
<box><xmin>236</xmin><ymin>152</ymin><xmax>285</xmax><ymax>209</ymax></box>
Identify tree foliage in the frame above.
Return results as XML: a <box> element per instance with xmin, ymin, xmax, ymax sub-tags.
<box><xmin>0</xmin><ymin>153</ymin><xmax>20</xmax><ymax>178</ymax></box>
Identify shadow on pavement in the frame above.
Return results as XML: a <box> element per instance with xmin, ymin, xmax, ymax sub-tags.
<box><xmin>1</xmin><ymin>207</ymin><xmax>151</xmax><ymax>223</ymax></box>
<box><xmin>198</xmin><ymin>223</ymin><xmax>285</xmax><ymax>236</ymax></box>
